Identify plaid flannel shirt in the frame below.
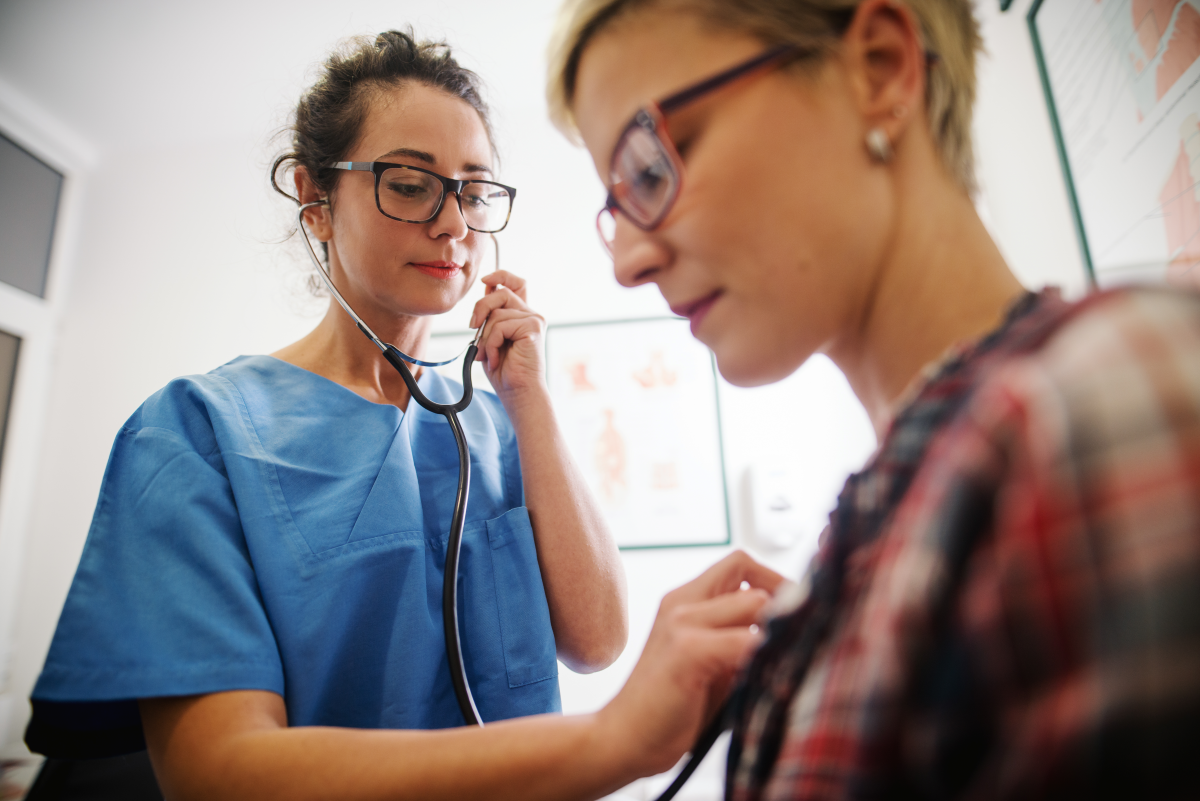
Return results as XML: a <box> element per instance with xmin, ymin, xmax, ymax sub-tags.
<box><xmin>728</xmin><ymin>287</ymin><xmax>1200</xmax><ymax>800</ymax></box>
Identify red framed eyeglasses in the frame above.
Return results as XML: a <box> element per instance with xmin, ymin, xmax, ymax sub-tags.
<box><xmin>596</xmin><ymin>44</ymin><xmax>803</xmax><ymax>254</ymax></box>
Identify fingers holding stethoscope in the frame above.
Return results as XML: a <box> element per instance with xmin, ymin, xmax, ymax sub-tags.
<box><xmin>469</xmin><ymin>274</ymin><xmax>530</xmax><ymax>328</ymax></box>
<box><xmin>480</xmin><ymin>269</ymin><xmax>528</xmax><ymax>302</ymax></box>
<box><xmin>596</xmin><ymin>551</ymin><xmax>782</xmax><ymax>777</ymax></box>
<box><xmin>474</xmin><ymin>308</ymin><xmax>545</xmax><ymax>377</ymax></box>
<box><xmin>468</xmin><ymin>271</ymin><xmax>545</xmax><ymax>393</ymax></box>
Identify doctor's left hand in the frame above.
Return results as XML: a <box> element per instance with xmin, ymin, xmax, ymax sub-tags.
<box><xmin>469</xmin><ymin>270</ymin><xmax>546</xmax><ymax>401</ymax></box>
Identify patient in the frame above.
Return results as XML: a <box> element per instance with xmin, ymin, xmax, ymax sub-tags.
<box><xmin>548</xmin><ymin>0</ymin><xmax>1200</xmax><ymax>797</ymax></box>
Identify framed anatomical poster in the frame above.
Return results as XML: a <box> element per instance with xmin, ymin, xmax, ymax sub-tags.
<box><xmin>545</xmin><ymin>317</ymin><xmax>730</xmax><ymax>549</ymax></box>
<box><xmin>1030</xmin><ymin>0</ymin><xmax>1200</xmax><ymax>287</ymax></box>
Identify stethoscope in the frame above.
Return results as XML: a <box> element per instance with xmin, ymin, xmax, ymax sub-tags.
<box><xmin>298</xmin><ymin>199</ymin><xmax>487</xmax><ymax>727</ymax></box>
<box><xmin>298</xmin><ymin>198</ymin><xmax>721</xmax><ymax>801</ymax></box>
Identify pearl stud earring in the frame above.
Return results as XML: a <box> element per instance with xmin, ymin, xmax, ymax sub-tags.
<box><xmin>865</xmin><ymin>128</ymin><xmax>892</xmax><ymax>163</ymax></box>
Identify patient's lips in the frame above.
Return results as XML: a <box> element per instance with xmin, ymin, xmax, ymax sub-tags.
<box><xmin>670</xmin><ymin>290</ymin><xmax>722</xmax><ymax>335</ymax></box>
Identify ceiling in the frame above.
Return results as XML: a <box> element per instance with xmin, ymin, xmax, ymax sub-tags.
<box><xmin>0</xmin><ymin>0</ymin><xmax>562</xmax><ymax>158</ymax></box>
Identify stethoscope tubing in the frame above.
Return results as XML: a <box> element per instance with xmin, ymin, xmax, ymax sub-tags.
<box><xmin>296</xmin><ymin>200</ymin><xmax>724</xmax><ymax>793</ymax></box>
<box><xmin>650</xmin><ymin>703</ymin><xmax>729</xmax><ymax>801</ymax></box>
<box><xmin>380</xmin><ymin>341</ymin><xmax>483</xmax><ymax>726</ymax></box>
<box><xmin>298</xmin><ymin>200</ymin><xmax>484</xmax><ymax>726</ymax></box>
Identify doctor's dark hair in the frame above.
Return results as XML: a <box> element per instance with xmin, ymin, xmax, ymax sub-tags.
<box><xmin>271</xmin><ymin>29</ymin><xmax>496</xmax><ymax>209</ymax></box>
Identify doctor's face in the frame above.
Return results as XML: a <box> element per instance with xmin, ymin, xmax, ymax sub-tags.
<box><xmin>323</xmin><ymin>83</ymin><xmax>495</xmax><ymax>320</ymax></box>
<box><xmin>573</xmin><ymin>10</ymin><xmax>895</xmax><ymax>387</ymax></box>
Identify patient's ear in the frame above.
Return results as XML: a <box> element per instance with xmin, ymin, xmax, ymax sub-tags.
<box><xmin>842</xmin><ymin>0</ymin><xmax>926</xmax><ymax>144</ymax></box>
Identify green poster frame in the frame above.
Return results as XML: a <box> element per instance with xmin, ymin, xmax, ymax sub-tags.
<box><xmin>1027</xmin><ymin>0</ymin><xmax>1100</xmax><ymax>287</ymax></box>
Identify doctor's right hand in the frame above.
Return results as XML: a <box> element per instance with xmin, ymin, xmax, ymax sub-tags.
<box><xmin>596</xmin><ymin>550</ymin><xmax>785</xmax><ymax>778</ymax></box>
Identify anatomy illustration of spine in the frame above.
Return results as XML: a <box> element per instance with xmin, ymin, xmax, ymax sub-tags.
<box><xmin>595</xmin><ymin>408</ymin><xmax>627</xmax><ymax>504</ymax></box>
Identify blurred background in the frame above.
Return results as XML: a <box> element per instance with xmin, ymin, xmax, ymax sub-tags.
<box><xmin>0</xmin><ymin>0</ymin><xmax>1086</xmax><ymax>797</ymax></box>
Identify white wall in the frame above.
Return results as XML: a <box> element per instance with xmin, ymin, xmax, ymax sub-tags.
<box><xmin>0</xmin><ymin>0</ymin><xmax>1088</xmax><ymax>796</ymax></box>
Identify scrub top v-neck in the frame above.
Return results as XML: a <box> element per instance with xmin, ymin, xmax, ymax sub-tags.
<box><xmin>28</xmin><ymin>355</ymin><xmax>560</xmax><ymax>758</ymax></box>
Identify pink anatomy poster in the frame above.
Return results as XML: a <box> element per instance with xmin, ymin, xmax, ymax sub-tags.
<box><xmin>1032</xmin><ymin>0</ymin><xmax>1200</xmax><ymax>287</ymax></box>
<box><xmin>546</xmin><ymin>318</ymin><xmax>730</xmax><ymax>549</ymax></box>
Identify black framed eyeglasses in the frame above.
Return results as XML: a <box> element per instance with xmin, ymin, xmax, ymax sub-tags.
<box><xmin>330</xmin><ymin>161</ymin><xmax>517</xmax><ymax>233</ymax></box>
<box><xmin>597</xmin><ymin>44</ymin><xmax>803</xmax><ymax>254</ymax></box>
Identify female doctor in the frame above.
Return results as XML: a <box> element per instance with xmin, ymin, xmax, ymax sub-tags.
<box><xmin>25</xmin><ymin>29</ymin><xmax>651</xmax><ymax>797</ymax></box>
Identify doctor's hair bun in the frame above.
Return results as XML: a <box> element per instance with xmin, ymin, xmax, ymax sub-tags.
<box><xmin>271</xmin><ymin>27</ymin><xmax>495</xmax><ymax>209</ymax></box>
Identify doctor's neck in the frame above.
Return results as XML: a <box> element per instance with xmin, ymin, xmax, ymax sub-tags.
<box><xmin>272</xmin><ymin>291</ymin><xmax>436</xmax><ymax>411</ymax></box>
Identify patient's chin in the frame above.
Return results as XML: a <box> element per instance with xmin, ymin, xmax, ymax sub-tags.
<box><xmin>714</xmin><ymin>348</ymin><xmax>803</xmax><ymax>388</ymax></box>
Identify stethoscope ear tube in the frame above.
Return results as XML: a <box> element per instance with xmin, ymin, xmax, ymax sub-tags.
<box><xmin>298</xmin><ymin>201</ymin><xmax>477</xmax><ymax>369</ymax></box>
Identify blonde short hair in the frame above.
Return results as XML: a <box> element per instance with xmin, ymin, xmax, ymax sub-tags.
<box><xmin>546</xmin><ymin>0</ymin><xmax>982</xmax><ymax>191</ymax></box>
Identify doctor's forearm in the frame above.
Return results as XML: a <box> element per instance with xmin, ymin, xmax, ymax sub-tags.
<box><xmin>504</xmin><ymin>388</ymin><xmax>628</xmax><ymax>672</ymax></box>
<box><xmin>141</xmin><ymin>693</ymin><xmax>643</xmax><ymax>801</ymax></box>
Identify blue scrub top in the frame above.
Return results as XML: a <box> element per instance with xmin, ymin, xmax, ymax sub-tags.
<box><xmin>28</xmin><ymin>356</ymin><xmax>560</xmax><ymax>757</ymax></box>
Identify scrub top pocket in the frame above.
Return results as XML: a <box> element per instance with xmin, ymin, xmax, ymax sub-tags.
<box><xmin>485</xmin><ymin>507</ymin><xmax>559</xmax><ymax>688</ymax></box>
